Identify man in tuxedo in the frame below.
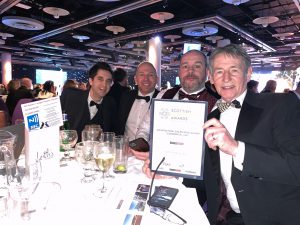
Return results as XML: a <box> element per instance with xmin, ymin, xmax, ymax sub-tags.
<box><xmin>292</xmin><ymin>81</ymin><xmax>300</xmax><ymax>99</ymax></box>
<box><xmin>117</xmin><ymin>62</ymin><xmax>159</xmax><ymax>140</ymax></box>
<box><xmin>60</xmin><ymin>62</ymin><xmax>117</xmax><ymax>141</ymax></box>
<box><xmin>203</xmin><ymin>44</ymin><xmax>300</xmax><ymax>225</ymax></box>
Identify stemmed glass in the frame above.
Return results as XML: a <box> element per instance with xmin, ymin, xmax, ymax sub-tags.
<box><xmin>82</xmin><ymin>125</ymin><xmax>102</xmax><ymax>142</ymax></box>
<box><xmin>93</xmin><ymin>142</ymin><xmax>115</xmax><ymax>197</ymax></box>
<box><xmin>60</xmin><ymin>130</ymin><xmax>78</xmax><ymax>160</ymax></box>
<box><xmin>75</xmin><ymin>141</ymin><xmax>97</xmax><ymax>183</ymax></box>
<box><xmin>7</xmin><ymin>158</ymin><xmax>42</xmax><ymax>221</ymax></box>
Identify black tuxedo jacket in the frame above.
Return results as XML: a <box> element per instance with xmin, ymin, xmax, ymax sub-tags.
<box><xmin>204</xmin><ymin>91</ymin><xmax>300</xmax><ymax>225</ymax></box>
<box><xmin>60</xmin><ymin>88</ymin><xmax>117</xmax><ymax>140</ymax></box>
<box><xmin>116</xmin><ymin>89</ymin><xmax>159</xmax><ymax>135</ymax></box>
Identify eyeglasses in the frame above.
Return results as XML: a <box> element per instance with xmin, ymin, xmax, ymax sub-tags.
<box><xmin>150</xmin><ymin>206</ymin><xmax>187</xmax><ymax>225</ymax></box>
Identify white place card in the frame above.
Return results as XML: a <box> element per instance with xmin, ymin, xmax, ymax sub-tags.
<box><xmin>21</xmin><ymin>97</ymin><xmax>63</xmax><ymax>181</ymax></box>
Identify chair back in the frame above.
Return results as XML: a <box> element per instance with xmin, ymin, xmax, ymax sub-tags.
<box><xmin>11</xmin><ymin>98</ymin><xmax>34</xmax><ymax>125</ymax></box>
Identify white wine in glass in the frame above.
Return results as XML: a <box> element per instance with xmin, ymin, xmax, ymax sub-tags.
<box><xmin>93</xmin><ymin>143</ymin><xmax>115</xmax><ymax>197</ymax></box>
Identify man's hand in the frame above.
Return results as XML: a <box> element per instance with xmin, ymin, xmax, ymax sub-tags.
<box><xmin>129</xmin><ymin>148</ymin><xmax>149</xmax><ymax>160</ymax></box>
<box><xmin>203</xmin><ymin>118</ymin><xmax>238</xmax><ymax>156</ymax></box>
<box><xmin>142</xmin><ymin>159</ymin><xmax>174</xmax><ymax>179</ymax></box>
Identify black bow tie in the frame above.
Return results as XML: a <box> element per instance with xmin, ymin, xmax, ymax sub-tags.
<box><xmin>178</xmin><ymin>90</ymin><xmax>204</xmax><ymax>100</ymax></box>
<box><xmin>90</xmin><ymin>100</ymin><xmax>101</xmax><ymax>109</ymax></box>
<box><xmin>217</xmin><ymin>100</ymin><xmax>241</xmax><ymax>113</ymax></box>
<box><xmin>136</xmin><ymin>95</ymin><xmax>150</xmax><ymax>103</ymax></box>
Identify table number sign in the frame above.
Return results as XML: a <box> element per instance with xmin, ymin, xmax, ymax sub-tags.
<box><xmin>21</xmin><ymin>97</ymin><xmax>63</xmax><ymax>181</ymax></box>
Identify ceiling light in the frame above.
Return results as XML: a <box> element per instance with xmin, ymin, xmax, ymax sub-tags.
<box><xmin>105</xmin><ymin>25</ymin><xmax>125</xmax><ymax>35</ymax></box>
<box><xmin>72</xmin><ymin>35</ymin><xmax>90</xmax><ymax>42</ymax></box>
<box><xmin>0</xmin><ymin>32</ymin><xmax>14</xmax><ymax>40</ymax></box>
<box><xmin>164</xmin><ymin>34</ymin><xmax>181</xmax><ymax>42</ymax></box>
<box><xmin>150</xmin><ymin>12</ymin><xmax>174</xmax><ymax>23</ymax></box>
<box><xmin>43</xmin><ymin>7</ymin><xmax>70</xmax><ymax>19</ymax></box>
<box><xmin>205</xmin><ymin>35</ymin><xmax>223</xmax><ymax>43</ymax></box>
<box><xmin>272</xmin><ymin>32</ymin><xmax>294</xmax><ymax>41</ymax></box>
<box><xmin>222</xmin><ymin>0</ymin><xmax>250</xmax><ymax>5</ymax></box>
<box><xmin>253</xmin><ymin>16</ymin><xmax>279</xmax><ymax>28</ymax></box>
<box><xmin>2</xmin><ymin>16</ymin><xmax>44</xmax><ymax>30</ymax></box>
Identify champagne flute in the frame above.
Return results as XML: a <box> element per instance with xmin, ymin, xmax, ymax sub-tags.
<box><xmin>93</xmin><ymin>142</ymin><xmax>115</xmax><ymax>197</ymax></box>
<box><xmin>60</xmin><ymin>130</ymin><xmax>78</xmax><ymax>160</ymax></box>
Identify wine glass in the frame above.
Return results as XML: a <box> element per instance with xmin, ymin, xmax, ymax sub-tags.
<box><xmin>82</xmin><ymin>125</ymin><xmax>102</xmax><ymax>142</ymax></box>
<box><xmin>93</xmin><ymin>142</ymin><xmax>115</xmax><ymax>197</ymax></box>
<box><xmin>75</xmin><ymin>141</ymin><xmax>97</xmax><ymax>183</ymax></box>
<box><xmin>60</xmin><ymin>130</ymin><xmax>78</xmax><ymax>160</ymax></box>
<box><xmin>7</xmin><ymin>158</ymin><xmax>42</xmax><ymax>221</ymax></box>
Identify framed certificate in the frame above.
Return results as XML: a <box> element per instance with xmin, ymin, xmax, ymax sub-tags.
<box><xmin>149</xmin><ymin>99</ymin><xmax>208</xmax><ymax>180</ymax></box>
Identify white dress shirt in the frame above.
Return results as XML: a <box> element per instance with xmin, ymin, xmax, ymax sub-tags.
<box><xmin>125</xmin><ymin>90</ymin><xmax>155</xmax><ymax>141</ymax></box>
<box><xmin>217</xmin><ymin>90</ymin><xmax>246</xmax><ymax>213</ymax></box>
<box><xmin>87</xmin><ymin>94</ymin><xmax>103</xmax><ymax>120</ymax></box>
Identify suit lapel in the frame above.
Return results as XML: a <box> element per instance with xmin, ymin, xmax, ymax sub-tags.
<box><xmin>206</xmin><ymin>109</ymin><xmax>221</xmax><ymax>182</ymax></box>
<box><xmin>235</xmin><ymin>92</ymin><xmax>263</xmax><ymax>141</ymax></box>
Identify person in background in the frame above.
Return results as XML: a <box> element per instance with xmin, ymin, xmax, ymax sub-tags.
<box><xmin>60</xmin><ymin>62</ymin><xmax>117</xmax><ymax>141</ymax></box>
<box><xmin>246</xmin><ymin>80</ymin><xmax>259</xmax><ymax>93</ymax></box>
<box><xmin>283</xmin><ymin>88</ymin><xmax>290</xmax><ymax>93</ymax></box>
<box><xmin>116</xmin><ymin>62</ymin><xmax>159</xmax><ymax>139</ymax></box>
<box><xmin>78</xmin><ymin>82</ymin><xmax>87</xmax><ymax>90</ymax></box>
<box><xmin>260</xmin><ymin>79</ymin><xmax>276</xmax><ymax>93</ymax></box>
<box><xmin>37</xmin><ymin>80</ymin><xmax>56</xmax><ymax>99</ymax></box>
<box><xmin>107</xmin><ymin>68</ymin><xmax>130</xmax><ymax>109</ymax></box>
<box><xmin>6</xmin><ymin>77</ymin><xmax>34</xmax><ymax>117</ymax></box>
<box><xmin>32</xmin><ymin>83</ymin><xmax>43</xmax><ymax>97</ymax></box>
<box><xmin>62</xmin><ymin>79</ymin><xmax>78</xmax><ymax>91</ymax></box>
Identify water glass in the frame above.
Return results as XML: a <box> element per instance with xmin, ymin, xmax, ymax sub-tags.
<box><xmin>75</xmin><ymin>141</ymin><xmax>97</xmax><ymax>183</ymax></box>
<box><xmin>113</xmin><ymin>136</ymin><xmax>129</xmax><ymax>174</ymax></box>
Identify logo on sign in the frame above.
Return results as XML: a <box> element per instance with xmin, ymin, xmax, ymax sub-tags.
<box><xmin>27</xmin><ymin>114</ymin><xmax>40</xmax><ymax>130</ymax></box>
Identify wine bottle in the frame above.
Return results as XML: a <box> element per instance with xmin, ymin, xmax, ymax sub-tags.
<box><xmin>60</xmin><ymin>113</ymin><xmax>70</xmax><ymax>130</ymax></box>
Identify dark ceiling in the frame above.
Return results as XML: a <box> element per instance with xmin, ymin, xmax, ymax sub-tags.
<box><xmin>0</xmin><ymin>0</ymin><xmax>299</xmax><ymax>72</ymax></box>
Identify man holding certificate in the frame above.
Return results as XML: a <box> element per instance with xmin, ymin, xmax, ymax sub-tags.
<box><xmin>202</xmin><ymin>44</ymin><xmax>300</xmax><ymax>225</ymax></box>
<box><xmin>133</xmin><ymin>50</ymin><xmax>219</xmax><ymax>155</ymax></box>
<box><xmin>132</xmin><ymin>50</ymin><xmax>219</xmax><ymax>206</ymax></box>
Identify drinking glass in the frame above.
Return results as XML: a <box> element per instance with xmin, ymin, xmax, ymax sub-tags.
<box><xmin>60</xmin><ymin>130</ymin><xmax>78</xmax><ymax>160</ymax></box>
<box><xmin>75</xmin><ymin>141</ymin><xmax>97</xmax><ymax>183</ymax></box>
<box><xmin>113</xmin><ymin>136</ymin><xmax>129</xmax><ymax>174</ymax></box>
<box><xmin>93</xmin><ymin>142</ymin><xmax>115</xmax><ymax>197</ymax></box>
<box><xmin>82</xmin><ymin>125</ymin><xmax>102</xmax><ymax>142</ymax></box>
<box><xmin>101</xmin><ymin>132</ymin><xmax>115</xmax><ymax>178</ymax></box>
<box><xmin>7</xmin><ymin>158</ymin><xmax>42</xmax><ymax>221</ymax></box>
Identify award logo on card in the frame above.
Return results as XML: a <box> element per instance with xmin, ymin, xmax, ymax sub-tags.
<box><xmin>27</xmin><ymin>114</ymin><xmax>40</xmax><ymax>130</ymax></box>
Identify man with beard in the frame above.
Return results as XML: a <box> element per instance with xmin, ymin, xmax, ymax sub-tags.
<box><xmin>133</xmin><ymin>50</ymin><xmax>218</xmax><ymax>156</ymax></box>
<box><xmin>130</xmin><ymin>50</ymin><xmax>219</xmax><ymax>206</ymax></box>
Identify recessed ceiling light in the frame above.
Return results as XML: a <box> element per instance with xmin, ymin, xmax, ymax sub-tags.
<box><xmin>16</xmin><ymin>3</ymin><xmax>31</xmax><ymax>10</ymax></box>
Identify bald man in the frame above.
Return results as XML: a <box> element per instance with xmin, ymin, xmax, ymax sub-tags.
<box><xmin>116</xmin><ymin>62</ymin><xmax>159</xmax><ymax>140</ymax></box>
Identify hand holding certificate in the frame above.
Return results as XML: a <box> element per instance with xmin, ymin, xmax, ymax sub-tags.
<box><xmin>149</xmin><ymin>99</ymin><xmax>207</xmax><ymax>180</ymax></box>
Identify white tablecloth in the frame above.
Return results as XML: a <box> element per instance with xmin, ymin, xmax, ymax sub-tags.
<box><xmin>3</xmin><ymin>156</ymin><xmax>209</xmax><ymax>225</ymax></box>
